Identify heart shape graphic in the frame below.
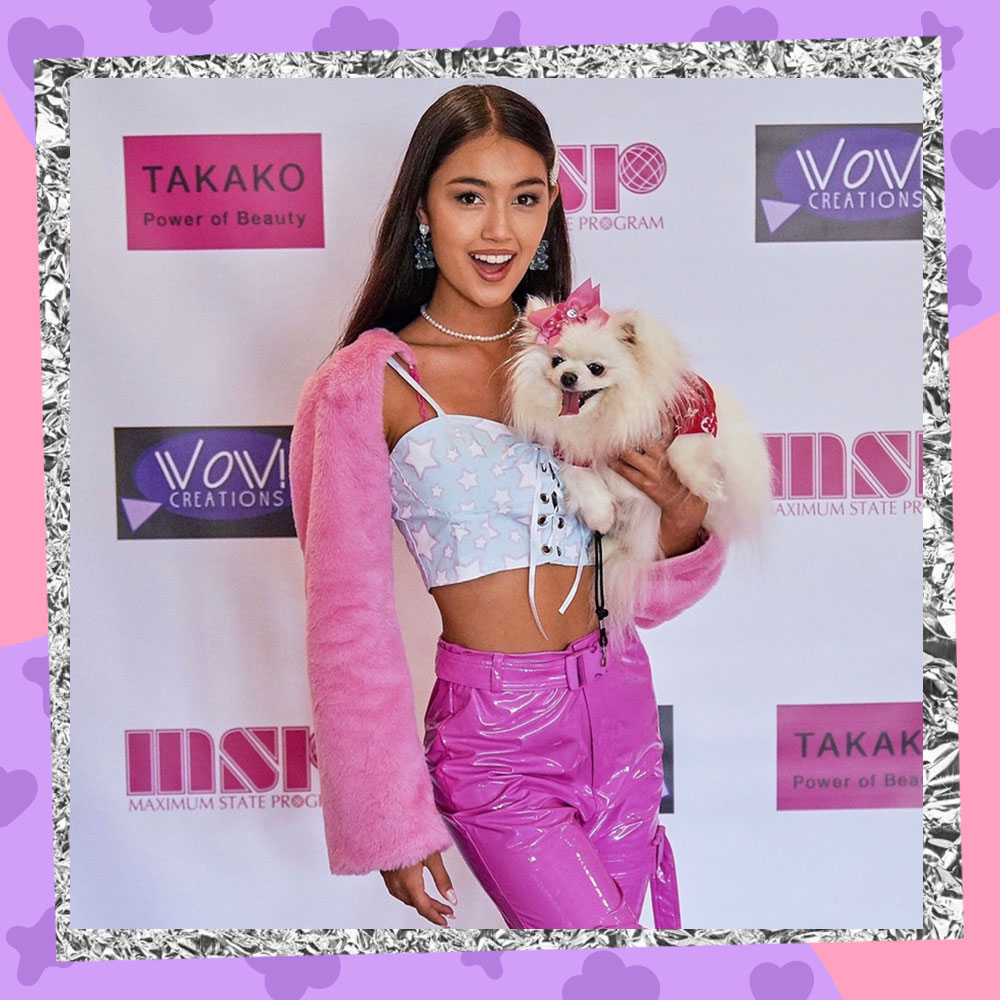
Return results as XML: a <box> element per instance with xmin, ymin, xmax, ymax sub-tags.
<box><xmin>0</xmin><ymin>766</ymin><xmax>38</xmax><ymax>827</ymax></box>
<box><xmin>7</xmin><ymin>17</ymin><xmax>84</xmax><ymax>89</ymax></box>
<box><xmin>749</xmin><ymin>960</ymin><xmax>815</xmax><ymax>1000</ymax></box>
<box><xmin>951</xmin><ymin>128</ymin><xmax>1000</xmax><ymax>189</ymax></box>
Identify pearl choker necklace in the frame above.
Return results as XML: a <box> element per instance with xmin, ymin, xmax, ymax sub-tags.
<box><xmin>419</xmin><ymin>304</ymin><xmax>524</xmax><ymax>342</ymax></box>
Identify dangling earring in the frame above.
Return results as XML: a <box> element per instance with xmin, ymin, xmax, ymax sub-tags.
<box><xmin>528</xmin><ymin>238</ymin><xmax>549</xmax><ymax>271</ymax></box>
<box><xmin>414</xmin><ymin>222</ymin><xmax>436</xmax><ymax>269</ymax></box>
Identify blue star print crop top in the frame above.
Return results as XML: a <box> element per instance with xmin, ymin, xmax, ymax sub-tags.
<box><xmin>385</xmin><ymin>355</ymin><xmax>595</xmax><ymax>639</ymax></box>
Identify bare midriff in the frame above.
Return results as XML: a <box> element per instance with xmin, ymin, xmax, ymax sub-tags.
<box><xmin>430</xmin><ymin>563</ymin><xmax>598</xmax><ymax>652</ymax></box>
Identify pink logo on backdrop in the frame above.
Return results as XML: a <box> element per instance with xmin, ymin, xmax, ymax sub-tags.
<box><xmin>766</xmin><ymin>430</ymin><xmax>924</xmax><ymax>517</ymax></box>
<box><xmin>124</xmin><ymin>726</ymin><xmax>320</xmax><ymax>812</ymax></box>
<box><xmin>556</xmin><ymin>143</ymin><xmax>666</xmax><ymax>230</ymax></box>
<box><xmin>777</xmin><ymin>703</ymin><xmax>922</xmax><ymax>810</ymax></box>
<box><xmin>123</xmin><ymin>133</ymin><xmax>324</xmax><ymax>250</ymax></box>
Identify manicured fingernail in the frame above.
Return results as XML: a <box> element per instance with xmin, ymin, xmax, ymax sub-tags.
<box><xmin>446</xmin><ymin>889</ymin><xmax>458</xmax><ymax>905</ymax></box>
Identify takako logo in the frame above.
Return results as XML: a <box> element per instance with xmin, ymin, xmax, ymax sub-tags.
<box><xmin>766</xmin><ymin>431</ymin><xmax>924</xmax><ymax>517</ymax></box>
<box><xmin>777</xmin><ymin>703</ymin><xmax>922</xmax><ymax>810</ymax></box>
<box><xmin>123</xmin><ymin>132</ymin><xmax>324</xmax><ymax>250</ymax></box>
<box><xmin>125</xmin><ymin>726</ymin><xmax>320</xmax><ymax>813</ymax></box>
<box><xmin>756</xmin><ymin>124</ymin><xmax>922</xmax><ymax>241</ymax></box>
<box><xmin>115</xmin><ymin>426</ymin><xmax>295</xmax><ymax>538</ymax></box>
<box><xmin>556</xmin><ymin>143</ymin><xmax>667</xmax><ymax>231</ymax></box>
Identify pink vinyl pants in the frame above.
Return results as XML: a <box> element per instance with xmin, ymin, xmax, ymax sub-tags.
<box><xmin>422</xmin><ymin>626</ymin><xmax>680</xmax><ymax>930</ymax></box>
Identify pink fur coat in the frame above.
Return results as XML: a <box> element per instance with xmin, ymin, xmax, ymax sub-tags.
<box><xmin>289</xmin><ymin>328</ymin><xmax>727</xmax><ymax>876</ymax></box>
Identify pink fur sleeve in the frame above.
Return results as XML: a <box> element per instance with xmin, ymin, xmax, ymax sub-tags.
<box><xmin>289</xmin><ymin>330</ymin><xmax>452</xmax><ymax>875</ymax></box>
<box><xmin>633</xmin><ymin>529</ymin><xmax>727</xmax><ymax>629</ymax></box>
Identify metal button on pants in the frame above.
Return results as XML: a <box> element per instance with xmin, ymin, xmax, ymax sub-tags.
<box><xmin>423</xmin><ymin>626</ymin><xmax>680</xmax><ymax>930</ymax></box>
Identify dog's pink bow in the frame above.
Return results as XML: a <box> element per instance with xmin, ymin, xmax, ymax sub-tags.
<box><xmin>526</xmin><ymin>278</ymin><xmax>610</xmax><ymax>345</ymax></box>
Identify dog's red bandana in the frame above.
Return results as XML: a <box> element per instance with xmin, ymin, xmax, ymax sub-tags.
<box><xmin>670</xmin><ymin>373</ymin><xmax>718</xmax><ymax>437</ymax></box>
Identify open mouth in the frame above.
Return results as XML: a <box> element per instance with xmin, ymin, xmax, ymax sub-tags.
<box><xmin>559</xmin><ymin>387</ymin><xmax>604</xmax><ymax>416</ymax></box>
<box><xmin>469</xmin><ymin>252</ymin><xmax>516</xmax><ymax>281</ymax></box>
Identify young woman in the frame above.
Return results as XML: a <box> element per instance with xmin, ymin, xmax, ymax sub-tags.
<box><xmin>289</xmin><ymin>83</ymin><xmax>725</xmax><ymax>930</ymax></box>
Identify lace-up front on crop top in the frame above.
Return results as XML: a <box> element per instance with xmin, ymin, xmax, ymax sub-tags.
<box><xmin>385</xmin><ymin>355</ymin><xmax>594</xmax><ymax>639</ymax></box>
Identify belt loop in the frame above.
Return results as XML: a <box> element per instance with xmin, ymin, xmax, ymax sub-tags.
<box><xmin>592</xmin><ymin>640</ymin><xmax>607</xmax><ymax>681</ymax></box>
<box><xmin>574</xmin><ymin>644</ymin><xmax>601</xmax><ymax>687</ymax></box>
<box><xmin>490</xmin><ymin>653</ymin><xmax>504</xmax><ymax>693</ymax></box>
<box><xmin>565</xmin><ymin>652</ymin><xmax>582</xmax><ymax>689</ymax></box>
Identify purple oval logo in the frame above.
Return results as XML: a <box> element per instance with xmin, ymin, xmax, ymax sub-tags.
<box><xmin>133</xmin><ymin>429</ymin><xmax>289</xmax><ymax>521</ymax></box>
<box><xmin>775</xmin><ymin>127</ymin><xmax>923</xmax><ymax>222</ymax></box>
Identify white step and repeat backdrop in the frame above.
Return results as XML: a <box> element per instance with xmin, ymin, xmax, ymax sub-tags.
<box><xmin>69</xmin><ymin>74</ymin><xmax>924</xmax><ymax>930</ymax></box>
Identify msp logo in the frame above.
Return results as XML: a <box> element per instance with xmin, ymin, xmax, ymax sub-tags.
<box><xmin>124</xmin><ymin>726</ymin><xmax>320</xmax><ymax>813</ymax></box>
<box><xmin>115</xmin><ymin>426</ymin><xmax>295</xmax><ymax>538</ymax></box>
<box><xmin>556</xmin><ymin>143</ymin><xmax>667</xmax><ymax>231</ymax></box>
<box><xmin>756</xmin><ymin>124</ymin><xmax>922</xmax><ymax>241</ymax></box>
<box><xmin>766</xmin><ymin>431</ymin><xmax>924</xmax><ymax>517</ymax></box>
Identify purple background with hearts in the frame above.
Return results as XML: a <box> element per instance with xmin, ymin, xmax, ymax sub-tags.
<box><xmin>0</xmin><ymin>1</ymin><xmax>987</xmax><ymax>998</ymax></box>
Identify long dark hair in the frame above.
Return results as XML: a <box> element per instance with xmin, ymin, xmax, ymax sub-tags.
<box><xmin>322</xmin><ymin>84</ymin><xmax>571</xmax><ymax>364</ymax></box>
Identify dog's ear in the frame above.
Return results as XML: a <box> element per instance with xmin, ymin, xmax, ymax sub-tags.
<box><xmin>611</xmin><ymin>309</ymin><xmax>641</xmax><ymax>347</ymax></box>
<box><xmin>524</xmin><ymin>293</ymin><xmax>552</xmax><ymax>315</ymax></box>
<box><xmin>512</xmin><ymin>294</ymin><xmax>551</xmax><ymax>348</ymax></box>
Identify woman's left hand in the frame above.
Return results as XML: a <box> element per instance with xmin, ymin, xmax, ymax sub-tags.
<box><xmin>607</xmin><ymin>417</ymin><xmax>708</xmax><ymax>557</ymax></box>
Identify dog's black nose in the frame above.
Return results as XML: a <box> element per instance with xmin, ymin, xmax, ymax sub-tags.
<box><xmin>560</xmin><ymin>371</ymin><xmax>577</xmax><ymax>388</ymax></box>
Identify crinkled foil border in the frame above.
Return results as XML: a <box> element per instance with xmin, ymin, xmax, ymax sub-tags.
<box><xmin>39</xmin><ymin>36</ymin><xmax>957</xmax><ymax>960</ymax></box>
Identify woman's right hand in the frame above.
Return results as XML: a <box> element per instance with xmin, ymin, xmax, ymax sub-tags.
<box><xmin>380</xmin><ymin>851</ymin><xmax>457</xmax><ymax>927</ymax></box>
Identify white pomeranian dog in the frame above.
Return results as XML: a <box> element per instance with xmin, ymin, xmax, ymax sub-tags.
<box><xmin>504</xmin><ymin>284</ymin><xmax>774</xmax><ymax>646</ymax></box>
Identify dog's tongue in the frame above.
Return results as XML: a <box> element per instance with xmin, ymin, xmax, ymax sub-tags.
<box><xmin>560</xmin><ymin>390</ymin><xmax>581</xmax><ymax>416</ymax></box>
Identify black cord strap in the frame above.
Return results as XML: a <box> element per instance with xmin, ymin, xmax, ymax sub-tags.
<box><xmin>594</xmin><ymin>531</ymin><xmax>609</xmax><ymax>666</ymax></box>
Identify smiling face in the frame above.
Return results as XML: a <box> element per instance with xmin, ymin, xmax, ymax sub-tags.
<box><xmin>417</xmin><ymin>132</ymin><xmax>558</xmax><ymax>326</ymax></box>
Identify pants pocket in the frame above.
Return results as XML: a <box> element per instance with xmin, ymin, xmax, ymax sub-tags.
<box><xmin>422</xmin><ymin>678</ymin><xmax>457</xmax><ymax>750</ymax></box>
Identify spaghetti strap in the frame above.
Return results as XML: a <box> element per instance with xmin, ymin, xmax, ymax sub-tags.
<box><xmin>386</xmin><ymin>355</ymin><xmax>447</xmax><ymax>419</ymax></box>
